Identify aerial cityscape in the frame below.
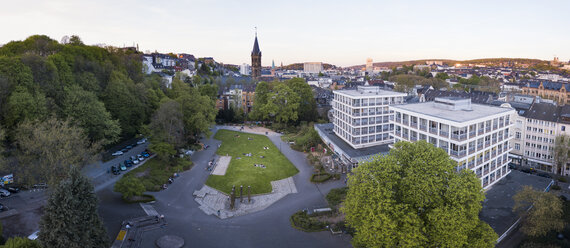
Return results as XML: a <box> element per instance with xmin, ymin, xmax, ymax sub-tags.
<box><xmin>0</xmin><ymin>1</ymin><xmax>569</xmax><ymax>248</ymax></box>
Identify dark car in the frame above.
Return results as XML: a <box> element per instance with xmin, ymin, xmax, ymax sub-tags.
<box><xmin>126</xmin><ymin>145</ymin><xmax>133</xmax><ymax>150</ymax></box>
<box><xmin>142</xmin><ymin>152</ymin><xmax>150</xmax><ymax>158</ymax></box>
<box><xmin>125</xmin><ymin>160</ymin><xmax>133</xmax><ymax>167</ymax></box>
<box><xmin>521</xmin><ymin>168</ymin><xmax>533</xmax><ymax>174</ymax></box>
<box><xmin>111</xmin><ymin>166</ymin><xmax>120</xmax><ymax>175</ymax></box>
<box><xmin>508</xmin><ymin>163</ymin><xmax>517</xmax><ymax>170</ymax></box>
<box><xmin>538</xmin><ymin>173</ymin><xmax>552</xmax><ymax>178</ymax></box>
<box><xmin>0</xmin><ymin>203</ymin><xmax>5</xmax><ymax>211</ymax></box>
<box><xmin>121</xmin><ymin>148</ymin><xmax>128</xmax><ymax>153</ymax></box>
<box><xmin>3</xmin><ymin>185</ymin><xmax>20</xmax><ymax>193</ymax></box>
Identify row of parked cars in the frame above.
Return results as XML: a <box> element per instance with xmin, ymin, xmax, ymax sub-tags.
<box><xmin>509</xmin><ymin>163</ymin><xmax>552</xmax><ymax>178</ymax></box>
<box><xmin>111</xmin><ymin>138</ymin><xmax>147</xmax><ymax>156</ymax></box>
<box><xmin>111</xmin><ymin>151</ymin><xmax>151</xmax><ymax>175</ymax></box>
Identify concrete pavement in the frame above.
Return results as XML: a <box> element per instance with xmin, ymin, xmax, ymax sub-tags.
<box><xmin>97</xmin><ymin>125</ymin><xmax>352</xmax><ymax>247</ymax></box>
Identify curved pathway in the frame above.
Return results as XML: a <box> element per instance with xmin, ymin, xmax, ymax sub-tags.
<box><xmin>98</xmin><ymin>125</ymin><xmax>352</xmax><ymax>248</ymax></box>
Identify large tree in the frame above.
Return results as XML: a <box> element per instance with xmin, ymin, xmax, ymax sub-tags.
<box><xmin>288</xmin><ymin>78</ymin><xmax>318</xmax><ymax>122</ymax></box>
<box><xmin>342</xmin><ymin>141</ymin><xmax>497</xmax><ymax>248</ymax></box>
<box><xmin>259</xmin><ymin>83</ymin><xmax>300</xmax><ymax>123</ymax></box>
<box><xmin>513</xmin><ymin>186</ymin><xmax>564</xmax><ymax>237</ymax></box>
<box><xmin>149</xmin><ymin>99</ymin><xmax>185</xmax><ymax>148</ymax></box>
<box><xmin>14</xmin><ymin>117</ymin><xmax>99</xmax><ymax>186</ymax></box>
<box><xmin>39</xmin><ymin>167</ymin><xmax>108</xmax><ymax>248</ymax></box>
<box><xmin>552</xmin><ymin>135</ymin><xmax>569</xmax><ymax>175</ymax></box>
<box><xmin>63</xmin><ymin>85</ymin><xmax>121</xmax><ymax>145</ymax></box>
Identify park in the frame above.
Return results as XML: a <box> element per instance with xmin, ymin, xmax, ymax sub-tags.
<box><xmin>205</xmin><ymin>129</ymin><xmax>299</xmax><ymax>195</ymax></box>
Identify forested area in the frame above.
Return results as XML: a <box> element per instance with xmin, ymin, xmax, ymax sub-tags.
<box><xmin>0</xmin><ymin>35</ymin><xmax>216</xmax><ymax>185</ymax></box>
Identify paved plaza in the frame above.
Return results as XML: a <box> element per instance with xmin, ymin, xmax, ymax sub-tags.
<box><xmin>211</xmin><ymin>156</ymin><xmax>231</xmax><ymax>176</ymax></box>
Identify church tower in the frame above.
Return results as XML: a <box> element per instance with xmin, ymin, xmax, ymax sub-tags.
<box><xmin>251</xmin><ymin>31</ymin><xmax>262</xmax><ymax>80</ymax></box>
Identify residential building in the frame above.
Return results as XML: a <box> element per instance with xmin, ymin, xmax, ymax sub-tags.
<box><xmin>332</xmin><ymin>86</ymin><xmax>406</xmax><ymax>149</ymax></box>
<box><xmin>366</xmin><ymin>58</ymin><xmax>373</xmax><ymax>73</ymax></box>
<box><xmin>304</xmin><ymin>62</ymin><xmax>323</xmax><ymax>74</ymax></box>
<box><xmin>390</xmin><ymin>97</ymin><xmax>516</xmax><ymax>189</ymax></box>
<box><xmin>240</xmin><ymin>63</ymin><xmax>250</xmax><ymax>75</ymax></box>
<box><xmin>509</xmin><ymin>103</ymin><xmax>570</xmax><ymax>175</ymax></box>
<box><xmin>521</xmin><ymin>81</ymin><xmax>570</xmax><ymax>105</ymax></box>
<box><xmin>251</xmin><ymin>33</ymin><xmax>262</xmax><ymax>79</ymax></box>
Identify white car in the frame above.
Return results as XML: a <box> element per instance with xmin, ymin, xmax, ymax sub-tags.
<box><xmin>112</xmin><ymin>151</ymin><xmax>123</xmax><ymax>156</ymax></box>
<box><xmin>136</xmin><ymin>138</ymin><xmax>147</xmax><ymax>145</ymax></box>
<box><xmin>0</xmin><ymin>189</ymin><xmax>10</xmax><ymax>197</ymax></box>
<box><xmin>28</xmin><ymin>230</ymin><xmax>39</xmax><ymax>240</ymax></box>
<box><xmin>132</xmin><ymin>159</ymin><xmax>140</xmax><ymax>165</ymax></box>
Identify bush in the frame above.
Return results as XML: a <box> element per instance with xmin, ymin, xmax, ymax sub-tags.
<box><xmin>332</xmin><ymin>174</ymin><xmax>341</xmax><ymax>180</ymax></box>
<box><xmin>310</xmin><ymin>173</ymin><xmax>332</xmax><ymax>183</ymax></box>
<box><xmin>326</xmin><ymin>187</ymin><xmax>348</xmax><ymax>207</ymax></box>
<box><xmin>290</xmin><ymin>211</ymin><xmax>328</xmax><ymax>232</ymax></box>
<box><xmin>114</xmin><ymin>176</ymin><xmax>145</xmax><ymax>200</ymax></box>
<box><xmin>551</xmin><ymin>185</ymin><xmax>561</xmax><ymax>190</ymax></box>
<box><xmin>559</xmin><ymin>177</ymin><xmax>567</xmax><ymax>183</ymax></box>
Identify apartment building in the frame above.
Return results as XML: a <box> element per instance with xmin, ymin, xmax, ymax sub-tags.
<box><xmin>510</xmin><ymin>103</ymin><xmax>570</xmax><ymax>175</ymax></box>
<box><xmin>332</xmin><ymin>86</ymin><xmax>406</xmax><ymax>149</ymax></box>
<box><xmin>390</xmin><ymin>97</ymin><xmax>516</xmax><ymax>189</ymax></box>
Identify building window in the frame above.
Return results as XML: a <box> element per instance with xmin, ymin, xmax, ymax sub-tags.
<box><xmin>515</xmin><ymin>132</ymin><xmax>521</xmax><ymax>139</ymax></box>
<box><xmin>515</xmin><ymin>143</ymin><xmax>520</xmax><ymax>150</ymax></box>
<box><xmin>563</xmin><ymin>126</ymin><xmax>566</xmax><ymax>131</ymax></box>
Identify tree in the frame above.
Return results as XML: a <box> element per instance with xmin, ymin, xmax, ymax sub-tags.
<box><xmin>101</xmin><ymin>71</ymin><xmax>146</xmax><ymax>137</ymax></box>
<box><xmin>288</xmin><ymin>78</ymin><xmax>318</xmax><ymax>122</ymax></box>
<box><xmin>342</xmin><ymin>141</ymin><xmax>497</xmax><ymax>248</ymax></box>
<box><xmin>552</xmin><ymin>135</ymin><xmax>569</xmax><ymax>175</ymax></box>
<box><xmin>114</xmin><ymin>176</ymin><xmax>145</xmax><ymax>200</ymax></box>
<box><xmin>14</xmin><ymin>117</ymin><xmax>99</xmax><ymax>186</ymax></box>
<box><xmin>63</xmin><ymin>85</ymin><xmax>121</xmax><ymax>145</ymax></box>
<box><xmin>262</xmin><ymin>83</ymin><xmax>300</xmax><ymax>123</ymax></box>
<box><xmin>1</xmin><ymin>237</ymin><xmax>41</xmax><ymax>248</ymax></box>
<box><xmin>3</xmin><ymin>86</ymin><xmax>48</xmax><ymax>128</ymax></box>
<box><xmin>513</xmin><ymin>186</ymin><xmax>564</xmax><ymax>237</ymax></box>
<box><xmin>148</xmin><ymin>142</ymin><xmax>176</xmax><ymax>163</ymax></box>
<box><xmin>149</xmin><ymin>100</ymin><xmax>185</xmax><ymax>148</ymax></box>
<box><xmin>176</xmin><ymin>87</ymin><xmax>217</xmax><ymax>139</ymax></box>
<box><xmin>39</xmin><ymin>167</ymin><xmax>108</xmax><ymax>248</ymax></box>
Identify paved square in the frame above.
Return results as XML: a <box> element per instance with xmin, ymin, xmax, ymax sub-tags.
<box><xmin>211</xmin><ymin>156</ymin><xmax>231</xmax><ymax>176</ymax></box>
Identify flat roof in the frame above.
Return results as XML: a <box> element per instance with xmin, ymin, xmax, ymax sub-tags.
<box><xmin>480</xmin><ymin>170</ymin><xmax>552</xmax><ymax>241</ymax></box>
<box><xmin>334</xmin><ymin>89</ymin><xmax>406</xmax><ymax>97</ymax></box>
<box><xmin>391</xmin><ymin>101</ymin><xmax>514</xmax><ymax>123</ymax></box>
<box><xmin>315</xmin><ymin>123</ymin><xmax>390</xmax><ymax>160</ymax></box>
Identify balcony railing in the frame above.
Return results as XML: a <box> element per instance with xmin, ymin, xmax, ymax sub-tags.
<box><xmin>493</xmin><ymin>124</ymin><xmax>498</xmax><ymax>130</ymax></box>
<box><xmin>477</xmin><ymin>158</ymin><xmax>483</xmax><ymax>165</ymax></box>
<box><xmin>429</xmin><ymin>128</ymin><xmax>438</xmax><ymax>134</ymax></box>
<box><xmin>491</xmin><ymin>151</ymin><xmax>497</xmax><ymax>157</ymax></box>
<box><xmin>411</xmin><ymin>136</ymin><xmax>418</xmax><ymax>141</ymax></box>
<box><xmin>353</xmin><ymin>112</ymin><xmax>361</xmax><ymax>116</ymax></box>
<box><xmin>469</xmin><ymin>131</ymin><xmax>476</xmax><ymax>138</ymax></box>
<box><xmin>395</xmin><ymin>130</ymin><xmax>402</xmax><ymax>136</ymax></box>
<box><xmin>419</xmin><ymin>124</ymin><xmax>427</xmax><ymax>131</ymax></box>
<box><xmin>498</xmin><ymin>147</ymin><xmax>503</xmax><ymax>154</ymax></box>
<box><xmin>478</xmin><ymin>128</ymin><xmax>485</xmax><ymax>135</ymax></box>
<box><xmin>403</xmin><ymin>119</ymin><xmax>409</xmax><ymax>125</ymax></box>
<box><xmin>468</xmin><ymin>147</ymin><xmax>475</xmax><ymax>154</ymax></box>
<box><xmin>468</xmin><ymin>161</ymin><xmax>475</xmax><ymax>169</ymax></box>
<box><xmin>451</xmin><ymin>133</ymin><xmax>467</xmax><ymax>141</ymax></box>
<box><xmin>484</xmin><ymin>154</ymin><xmax>490</xmax><ymax>161</ymax></box>
<box><xmin>450</xmin><ymin>150</ymin><xmax>467</xmax><ymax>158</ymax></box>
<box><xmin>410</xmin><ymin>122</ymin><xmax>418</xmax><ymax>128</ymax></box>
<box><xmin>439</xmin><ymin>130</ymin><xmax>449</xmax><ymax>137</ymax></box>
<box><xmin>485</xmin><ymin>140</ymin><xmax>490</xmax><ymax>147</ymax></box>
<box><xmin>499</xmin><ymin>122</ymin><xmax>504</xmax><ymax>128</ymax></box>
<box><xmin>492</xmin><ymin>138</ymin><xmax>497</xmax><ymax>144</ymax></box>
<box><xmin>396</xmin><ymin>117</ymin><xmax>402</xmax><ymax>123</ymax></box>
<box><xmin>477</xmin><ymin>143</ymin><xmax>483</xmax><ymax>151</ymax></box>
<box><xmin>485</xmin><ymin>127</ymin><xmax>491</xmax><ymax>132</ymax></box>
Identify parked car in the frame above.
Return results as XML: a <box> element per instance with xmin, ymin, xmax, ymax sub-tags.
<box><xmin>120</xmin><ymin>164</ymin><xmax>127</xmax><ymax>171</ymax></box>
<box><xmin>3</xmin><ymin>185</ymin><xmax>20</xmax><ymax>193</ymax></box>
<box><xmin>33</xmin><ymin>183</ymin><xmax>48</xmax><ymax>189</ymax></box>
<box><xmin>521</xmin><ymin>168</ymin><xmax>532</xmax><ymax>174</ymax></box>
<box><xmin>538</xmin><ymin>173</ymin><xmax>552</xmax><ymax>178</ymax></box>
<box><xmin>28</xmin><ymin>230</ymin><xmax>39</xmax><ymax>240</ymax></box>
<box><xmin>137</xmin><ymin>138</ymin><xmax>147</xmax><ymax>145</ymax></box>
<box><xmin>125</xmin><ymin>160</ymin><xmax>133</xmax><ymax>167</ymax></box>
<box><xmin>121</xmin><ymin>148</ymin><xmax>128</xmax><ymax>153</ymax></box>
<box><xmin>508</xmin><ymin>163</ymin><xmax>517</xmax><ymax>170</ymax></box>
<box><xmin>126</xmin><ymin>145</ymin><xmax>133</xmax><ymax>150</ymax></box>
<box><xmin>132</xmin><ymin>159</ymin><xmax>140</xmax><ymax>165</ymax></box>
<box><xmin>142</xmin><ymin>152</ymin><xmax>150</xmax><ymax>158</ymax></box>
<box><xmin>0</xmin><ymin>188</ymin><xmax>11</xmax><ymax>197</ymax></box>
<box><xmin>112</xmin><ymin>151</ymin><xmax>124</xmax><ymax>156</ymax></box>
<box><xmin>111</xmin><ymin>166</ymin><xmax>120</xmax><ymax>175</ymax></box>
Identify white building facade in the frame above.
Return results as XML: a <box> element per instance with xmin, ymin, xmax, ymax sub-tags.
<box><xmin>332</xmin><ymin>86</ymin><xmax>406</xmax><ymax>149</ymax></box>
<box><xmin>304</xmin><ymin>62</ymin><xmax>323</xmax><ymax>74</ymax></box>
<box><xmin>390</xmin><ymin>97</ymin><xmax>516</xmax><ymax>189</ymax></box>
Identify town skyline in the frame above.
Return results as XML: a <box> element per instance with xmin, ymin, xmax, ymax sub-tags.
<box><xmin>1</xmin><ymin>0</ymin><xmax>569</xmax><ymax>67</ymax></box>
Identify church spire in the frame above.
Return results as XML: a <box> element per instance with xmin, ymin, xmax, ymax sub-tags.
<box><xmin>251</xmin><ymin>28</ymin><xmax>262</xmax><ymax>79</ymax></box>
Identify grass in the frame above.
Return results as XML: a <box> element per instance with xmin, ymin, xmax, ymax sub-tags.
<box><xmin>120</xmin><ymin>156</ymin><xmax>192</xmax><ymax>192</ymax></box>
<box><xmin>205</xmin><ymin>129</ymin><xmax>299</xmax><ymax>195</ymax></box>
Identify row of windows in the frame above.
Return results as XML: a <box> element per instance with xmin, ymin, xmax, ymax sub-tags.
<box><xmin>524</xmin><ymin>134</ymin><xmax>555</xmax><ymax>144</ymax></box>
<box><xmin>525</xmin><ymin>151</ymin><xmax>553</xmax><ymax>161</ymax></box>
<box><xmin>526</xmin><ymin>126</ymin><xmax>554</xmax><ymax>135</ymax></box>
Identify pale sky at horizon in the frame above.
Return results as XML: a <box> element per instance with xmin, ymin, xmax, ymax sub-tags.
<box><xmin>0</xmin><ymin>0</ymin><xmax>568</xmax><ymax>67</ymax></box>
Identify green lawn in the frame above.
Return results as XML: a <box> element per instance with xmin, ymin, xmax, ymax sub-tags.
<box><xmin>205</xmin><ymin>129</ymin><xmax>299</xmax><ymax>195</ymax></box>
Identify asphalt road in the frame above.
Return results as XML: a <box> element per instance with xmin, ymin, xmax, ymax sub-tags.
<box><xmin>96</xmin><ymin>125</ymin><xmax>353</xmax><ymax>248</ymax></box>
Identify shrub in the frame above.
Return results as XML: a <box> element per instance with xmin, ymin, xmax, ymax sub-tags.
<box><xmin>332</xmin><ymin>174</ymin><xmax>341</xmax><ymax>180</ymax></box>
<box><xmin>290</xmin><ymin>211</ymin><xmax>328</xmax><ymax>232</ymax></box>
<box><xmin>310</xmin><ymin>173</ymin><xmax>332</xmax><ymax>183</ymax></box>
<box><xmin>551</xmin><ymin>184</ymin><xmax>561</xmax><ymax>190</ymax></box>
<box><xmin>114</xmin><ymin>176</ymin><xmax>145</xmax><ymax>200</ymax></box>
<box><xmin>559</xmin><ymin>177</ymin><xmax>567</xmax><ymax>183</ymax></box>
<box><xmin>326</xmin><ymin>187</ymin><xmax>348</xmax><ymax>207</ymax></box>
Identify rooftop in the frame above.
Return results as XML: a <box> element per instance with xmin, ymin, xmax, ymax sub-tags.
<box><xmin>334</xmin><ymin>86</ymin><xmax>406</xmax><ymax>97</ymax></box>
<box><xmin>315</xmin><ymin>123</ymin><xmax>390</xmax><ymax>161</ymax></box>
<box><xmin>392</xmin><ymin>100</ymin><xmax>514</xmax><ymax>123</ymax></box>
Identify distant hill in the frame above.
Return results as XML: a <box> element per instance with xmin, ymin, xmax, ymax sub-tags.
<box><xmin>347</xmin><ymin>58</ymin><xmax>547</xmax><ymax>70</ymax></box>
<box><xmin>280</xmin><ymin>63</ymin><xmax>338</xmax><ymax>71</ymax></box>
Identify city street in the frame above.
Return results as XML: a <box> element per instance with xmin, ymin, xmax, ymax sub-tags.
<box><xmin>97</xmin><ymin>125</ymin><xmax>352</xmax><ymax>247</ymax></box>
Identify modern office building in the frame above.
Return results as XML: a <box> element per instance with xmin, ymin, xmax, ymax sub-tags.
<box><xmin>390</xmin><ymin>97</ymin><xmax>516</xmax><ymax>189</ymax></box>
<box><xmin>303</xmin><ymin>62</ymin><xmax>323</xmax><ymax>74</ymax></box>
<box><xmin>332</xmin><ymin>86</ymin><xmax>406</xmax><ymax>149</ymax></box>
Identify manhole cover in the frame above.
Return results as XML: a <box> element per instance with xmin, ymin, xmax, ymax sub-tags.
<box><xmin>156</xmin><ymin>235</ymin><xmax>184</xmax><ymax>248</ymax></box>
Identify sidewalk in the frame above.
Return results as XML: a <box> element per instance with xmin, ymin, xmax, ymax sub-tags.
<box><xmin>111</xmin><ymin>215</ymin><xmax>167</xmax><ymax>248</ymax></box>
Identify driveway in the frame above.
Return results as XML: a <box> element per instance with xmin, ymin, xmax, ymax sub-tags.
<box><xmin>97</xmin><ymin>125</ymin><xmax>352</xmax><ymax>247</ymax></box>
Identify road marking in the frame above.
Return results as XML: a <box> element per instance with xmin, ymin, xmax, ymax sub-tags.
<box><xmin>139</xmin><ymin>203</ymin><xmax>159</xmax><ymax>216</ymax></box>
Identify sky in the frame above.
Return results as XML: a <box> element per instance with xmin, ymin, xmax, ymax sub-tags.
<box><xmin>0</xmin><ymin>0</ymin><xmax>569</xmax><ymax>67</ymax></box>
